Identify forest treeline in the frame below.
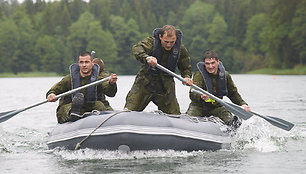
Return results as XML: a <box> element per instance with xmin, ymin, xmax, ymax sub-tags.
<box><xmin>0</xmin><ymin>0</ymin><xmax>305</xmax><ymax>75</ymax></box>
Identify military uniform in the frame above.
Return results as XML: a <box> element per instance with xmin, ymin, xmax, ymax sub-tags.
<box><xmin>125</xmin><ymin>34</ymin><xmax>192</xmax><ymax>115</ymax></box>
<box><xmin>98</xmin><ymin>69</ymin><xmax>114</xmax><ymax>111</ymax></box>
<box><xmin>46</xmin><ymin>74</ymin><xmax>117</xmax><ymax>124</ymax></box>
<box><xmin>187</xmin><ymin>70</ymin><xmax>247</xmax><ymax>124</ymax></box>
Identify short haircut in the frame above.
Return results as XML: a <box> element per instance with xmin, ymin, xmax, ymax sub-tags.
<box><xmin>160</xmin><ymin>25</ymin><xmax>177</xmax><ymax>37</ymax></box>
<box><xmin>79</xmin><ymin>51</ymin><xmax>92</xmax><ymax>60</ymax></box>
<box><xmin>203</xmin><ymin>50</ymin><xmax>219</xmax><ymax>61</ymax></box>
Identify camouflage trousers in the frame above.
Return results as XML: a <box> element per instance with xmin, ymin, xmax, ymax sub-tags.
<box><xmin>100</xmin><ymin>95</ymin><xmax>113</xmax><ymax>111</ymax></box>
<box><xmin>186</xmin><ymin>103</ymin><xmax>233</xmax><ymax>124</ymax></box>
<box><xmin>124</xmin><ymin>81</ymin><xmax>181</xmax><ymax>115</ymax></box>
<box><xmin>56</xmin><ymin>101</ymin><xmax>106</xmax><ymax>124</ymax></box>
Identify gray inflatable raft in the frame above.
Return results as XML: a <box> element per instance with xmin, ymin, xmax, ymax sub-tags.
<box><xmin>47</xmin><ymin>111</ymin><xmax>232</xmax><ymax>151</ymax></box>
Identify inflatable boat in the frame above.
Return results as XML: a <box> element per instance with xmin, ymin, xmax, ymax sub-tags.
<box><xmin>47</xmin><ymin>110</ymin><xmax>233</xmax><ymax>151</ymax></box>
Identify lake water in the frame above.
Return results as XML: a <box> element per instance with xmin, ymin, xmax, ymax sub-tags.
<box><xmin>0</xmin><ymin>75</ymin><xmax>305</xmax><ymax>174</ymax></box>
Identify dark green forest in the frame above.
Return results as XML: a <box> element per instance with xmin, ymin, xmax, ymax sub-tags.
<box><xmin>0</xmin><ymin>0</ymin><xmax>305</xmax><ymax>75</ymax></box>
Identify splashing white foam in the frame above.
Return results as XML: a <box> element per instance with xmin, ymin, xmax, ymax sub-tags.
<box><xmin>231</xmin><ymin>117</ymin><xmax>296</xmax><ymax>152</ymax></box>
<box><xmin>49</xmin><ymin>147</ymin><xmax>209</xmax><ymax>161</ymax></box>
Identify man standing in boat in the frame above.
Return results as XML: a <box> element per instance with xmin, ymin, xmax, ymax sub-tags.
<box><xmin>124</xmin><ymin>25</ymin><xmax>193</xmax><ymax>114</ymax></box>
<box><xmin>187</xmin><ymin>50</ymin><xmax>251</xmax><ymax>128</ymax></box>
<box><xmin>93</xmin><ymin>58</ymin><xmax>114</xmax><ymax>111</ymax></box>
<box><xmin>46</xmin><ymin>51</ymin><xmax>118</xmax><ymax>124</ymax></box>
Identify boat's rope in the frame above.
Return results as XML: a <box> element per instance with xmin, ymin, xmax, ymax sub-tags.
<box><xmin>74</xmin><ymin>110</ymin><xmax>131</xmax><ymax>150</ymax></box>
<box><xmin>187</xmin><ymin>115</ymin><xmax>225</xmax><ymax>123</ymax></box>
<box><xmin>150</xmin><ymin>110</ymin><xmax>182</xmax><ymax>118</ymax></box>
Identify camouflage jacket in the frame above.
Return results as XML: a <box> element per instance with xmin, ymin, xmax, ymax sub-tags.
<box><xmin>190</xmin><ymin>71</ymin><xmax>247</xmax><ymax>108</ymax></box>
<box><xmin>132</xmin><ymin>36</ymin><xmax>192</xmax><ymax>93</ymax></box>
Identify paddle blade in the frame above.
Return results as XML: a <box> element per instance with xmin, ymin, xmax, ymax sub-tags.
<box><xmin>263</xmin><ymin>115</ymin><xmax>294</xmax><ymax>131</ymax></box>
<box><xmin>0</xmin><ymin>110</ymin><xmax>18</xmax><ymax>123</ymax></box>
<box><xmin>250</xmin><ymin>111</ymin><xmax>294</xmax><ymax>131</ymax></box>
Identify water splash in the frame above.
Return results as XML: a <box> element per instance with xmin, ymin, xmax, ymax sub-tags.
<box><xmin>231</xmin><ymin>117</ymin><xmax>299</xmax><ymax>152</ymax></box>
<box><xmin>0</xmin><ymin>127</ymin><xmax>48</xmax><ymax>154</ymax></box>
<box><xmin>48</xmin><ymin>147</ymin><xmax>210</xmax><ymax>161</ymax></box>
<box><xmin>0</xmin><ymin>127</ymin><xmax>13</xmax><ymax>153</ymax></box>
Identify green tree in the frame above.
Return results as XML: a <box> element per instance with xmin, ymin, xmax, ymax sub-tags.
<box><xmin>120</xmin><ymin>18</ymin><xmax>143</xmax><ymax>74</ymax></box>
<box><xmin>68</xmin><ymin>0</ymin><xmax>85</xmax><ymax>22</ymax></box>
<box><xmin>167</xmin><ymin>11</ymin><xmax>178</xmax><ymax>26</ymax></box>
<box><xmin>180</xmin><ymin>1</ymin><xmax>217</xmax><ymax>70</ymax></box>
<box><xmin>67</xmin><ymin>11</ymin><xmax>95</xmax><ymax>60</ymax></box>
<box><xmin>289</xmin><ymin>0</ymin><xmax>306</xmax><ymax>65</ymax></box>
<box><xmin>0</xmin><ymin>0</ymin><xmax>305</xmax><ymax>74</ymax></box>
<box><xmin>23</xmin><ymin>0</ymin><xmax>35</xmax><ymax>15</ymax></box>
<box><xmin>109</xmin><ymin>15</ymin><xmax>126</xmax><ymax>53</ymax></box>
<box><xmin>120</xmin><ymin>0</ymin><xmax>132</xmax><ymax>21</ymax></box>
<box><xmin>34</xmin><ymin>0</ymin><xmax>47</xmax><ymax>12</ymax></box>
<box><xmin>108</xmin><ymin>15</ymin><xmax>144</xmax><ymax>74</ymax></box>
<box><xmin>181</xmin><ymin>1</ymin><xmax>216</xmax><ymax>46</ymax></box>
<box><xmin>206</xmin><ymin>13</ymin><xmax>236</xmax><ymax>70</ymax></box>
<box><xmin>58</xmin><ymin>0</ymin><xmax>71</xmax><ymax>37</ymax></box>
<box><xmin>88</xmin><ymin>0</ymin><xmax>111</xmax><ymax>29</ymax></box>
<box><xmin>39</xmin><ymin>4</ymin><xmax>57</xmax><ymax>34</ymax></box>
<box><xmin>144</xmin><ymin>11</ymin><xmax>158</xmax><ymax>32</ymax></box>
<box><xmin>86</xmin><ymin>21</ymin><xmax>120</xmax><ymax>73</ymax></box>
<box><xmin>206</xmin><ymin>13</ymin><xmax>228</xmax><ymax>52</ymax></box>
<box><xmin>0</xmin><ymin>17</ymin><xmax>19</xmax><ymax>73</ymax></box>
<box><xmin>189</xmin><ymin>35</ymin><xmax>208</xmax><ymax>64</ymax></box>
<box><xmin>35</xmin><ymin>35</ymin><xmax>67</xmax><ymax>73</ymax></box>
<box><xmin>260</xmin><ymin>0</ymin><xmax>300</xmax><ymax>68</ymax></box>
<box><xmin>243</xmin><ymin>13</ymin><xmax>267</xmax><ymax>53</ymax></box>
<box><xmin>213</xmin><ymin>0</ymin><xmax>261</xmax><ymax>47</ymax></box>
<box><xmin>11</xmin><ymin>10</ymin><xmax>36</xmax><ymax>73</ymax></box>
<box><xmin>136</xmin><ymin>10</ymin><xmax>146</xmax><ymax>32</ymax></box>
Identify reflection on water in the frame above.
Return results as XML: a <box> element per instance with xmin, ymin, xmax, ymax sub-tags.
<box><xmin>0</xmin><ymin>75</ymin><xmax>306</xmax><ymax>173</ymax></box>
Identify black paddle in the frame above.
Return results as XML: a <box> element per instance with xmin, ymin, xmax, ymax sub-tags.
<box><xmin>154</xmin><ymin>63</ymin><xmax>253</xmax><ymax>120</ymax></box>
<box><xmin>191</xmin><ymin>87</ymin><xmax>294</xmax><ymax>131</ymax></box>
<box><xmin>0</xmin><ymin>76</ymin><xmax>111</xmax><ymax>123</ymax></box>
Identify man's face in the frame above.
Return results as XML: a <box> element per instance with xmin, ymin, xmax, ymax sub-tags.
<box><xmin>204</xmin><ymin>58</ymin><xmax>219</xmax><ymax>75</ymax></box>
<box><xmin>159</xmin><ymin>33</ymin><xmax>177</xmax><ymax>51</ymax></box>
<box><xmin>78</xmin><ymin>55</ymin><xmax>94</xmax><ymax>76</ymax></box>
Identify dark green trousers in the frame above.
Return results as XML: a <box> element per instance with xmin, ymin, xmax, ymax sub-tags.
<box><xmin>56</xmin><ymin>101</ymin><xmax>106</xmax><ymax>124</ymax></box>
<box><xmin>186</xmin><ymin>103</ymin><xmax>233</xmax><ymax>124</ymax></box>
<box><xmin>124</xmin><ymin>81</ymin><xmax>180</xmax><ymax>115</ymax></box>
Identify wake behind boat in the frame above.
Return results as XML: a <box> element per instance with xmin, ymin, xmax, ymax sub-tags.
<box><xmin>47</xmin><ymin>110</ymin><xmax>233</xmax><ymax>151</ymax></box>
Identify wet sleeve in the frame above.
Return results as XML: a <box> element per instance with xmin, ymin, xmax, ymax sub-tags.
<box><xmin>132</xmin><ymin>36</ymin><xmax>154</xmax><ymax>64</ymax></box>
<box><xmin>177</xmin><ymin>45</ymin><xmax>192</xmax><ymax>78</ymax></box>
<box><xmin>226</xmin><ymin>72</ymin><xmax>247</xmax><ymax>106</ymax></box>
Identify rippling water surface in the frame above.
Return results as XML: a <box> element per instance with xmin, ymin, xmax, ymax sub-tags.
<box><xmin>0</xmin><ymin>75</ymin><xmax>305</xmax><ymax>173</ymax></box>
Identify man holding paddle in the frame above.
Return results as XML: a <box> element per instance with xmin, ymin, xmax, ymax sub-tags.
<box><xmin>187</xmin><ymin>50</ymin><xmax>251</xmax><ymax>128</ymax></box>
<box><xmin>93</xmin><ymin>58</ymin><xmax>114</xmax><ymax>111</ymax></box>
<box><xmin>47</xmin><ymin>51</ymin><xmax>118</xmax><ymax>124</ymax></box>
<box><xmin>124</xmin><ymin>25</ymin><xmax>192</xmax><ymax>114</ymax></box>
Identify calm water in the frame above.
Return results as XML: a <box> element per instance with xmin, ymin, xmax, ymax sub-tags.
<box><xmin>0</xmin><ymin>75</ymin><xmax>305</xmax><ymax>174</ymax></box>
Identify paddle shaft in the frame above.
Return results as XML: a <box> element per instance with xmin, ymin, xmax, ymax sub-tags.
<box><xmin>156</xmin><ymin>64</ymin><xmax>224</xmax><ymax>103</ymax></box>
<box><xmin>0</xmin><ymin>76</ymin><xmax>111</xmax><ymax>123</ymax></box>
<box><xmin>155</xmin><ymin>64</ymin><xmax>253</xmax><ymax>120</ymax></box>
<box><xmin>55</xmin><ymin>76</ymin><xmax>110</xmax><ymax>99</ymax></box>
<box><xmin>23</xmin><ymin>76</ymin><xmax>111</xmax><ymax>110</ymax></box>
